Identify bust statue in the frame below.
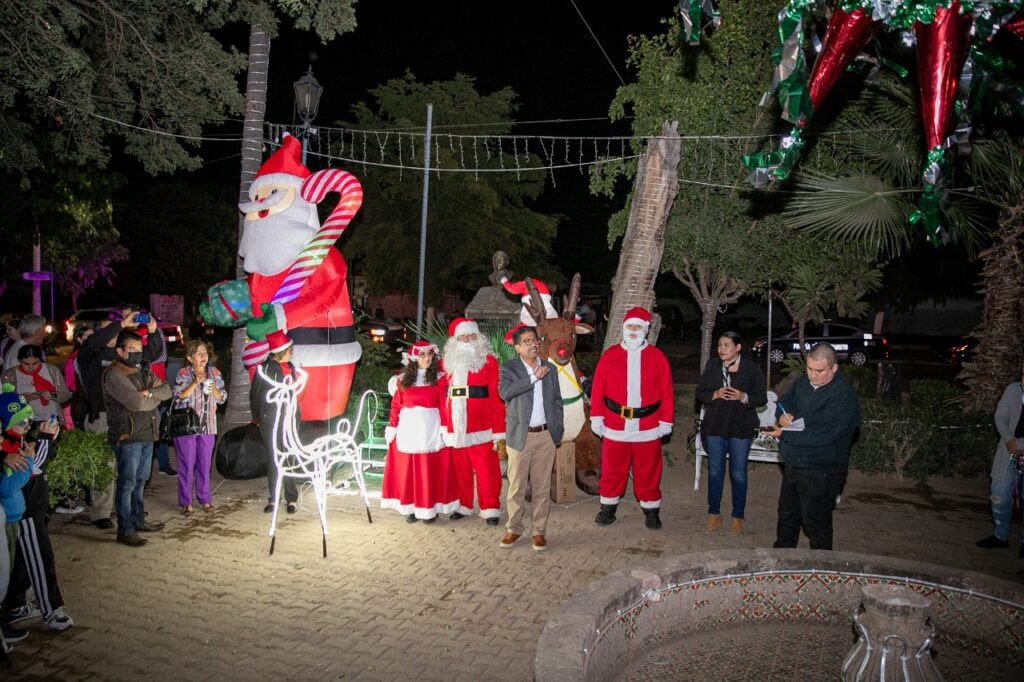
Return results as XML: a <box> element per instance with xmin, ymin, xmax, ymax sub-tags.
<box><xmin>488</xmin><ymin>250</ymin><xmax>510</xmax><ymax>287</ymax></box>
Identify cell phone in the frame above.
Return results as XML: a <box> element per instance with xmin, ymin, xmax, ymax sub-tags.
<box><xmin>48</xmin><ymin>414</ymin><xmax>58</xmax><ymax>425</ymax></box>
<box><xmin>136</xmin><ymin>312</ymin><xmax>151</xmax><ymax>324</ymax></box>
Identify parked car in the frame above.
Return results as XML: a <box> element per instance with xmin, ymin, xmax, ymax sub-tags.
<box><xmin>64</xmin><ymin>307</ymin><xmax>184</xmax><ymax>347</ymax></box>
<box><xmin>946</xmin><ymin>337</ymin><xmax>977</xmax><ymax>367</ymax></box>
<box><xmin>750</xmin><ymin>322</ymin><xmax>887</xmax><ymax>366</ymax></box>
<box><xmin>354</xmin><ymin>309</ymin><xmax>407</xmax><ymax>349</ymax></box>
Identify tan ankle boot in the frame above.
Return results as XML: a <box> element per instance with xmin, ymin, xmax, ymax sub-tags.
<box><xmin>707</xmin><ymin>514</ymin><xmax>722</xmax><ymax>531</ymax></box>
<box><xmin>731</xmin><ymin>517</ymin><xmax>743</xmax><ymax>535</ymax></box>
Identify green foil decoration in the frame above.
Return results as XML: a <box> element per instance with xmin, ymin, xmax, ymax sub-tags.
<box><xmin>741</xmin><ymin>129</ymin><xmax>806</xmax><ymax>186</ymax></box>
<box><xmin>908</xmin><ymin>146</ymin><xmax>951</xmax><ymax>246</ymax></box>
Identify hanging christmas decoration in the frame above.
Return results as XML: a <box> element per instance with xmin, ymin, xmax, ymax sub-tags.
<box><xmin>739</xmin><ymin>0</ymin><xmax>1024</xmax><ymax>245</ymax></box>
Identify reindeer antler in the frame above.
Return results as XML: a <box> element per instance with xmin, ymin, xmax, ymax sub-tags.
<box><xmin>524</xmin><ymin>278</ymin><xmax>546</xmax><ymax>325</ymax></box>
<box><xmin>563</xmin><ymin>273</ymin><xmax>581</xmax><ymax>321</ymax></box>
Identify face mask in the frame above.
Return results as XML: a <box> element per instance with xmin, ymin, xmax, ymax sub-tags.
<box><xmin>126</xmin><ymin>351</ymin><xmax>143</xmax><ymax>368</ymax></box>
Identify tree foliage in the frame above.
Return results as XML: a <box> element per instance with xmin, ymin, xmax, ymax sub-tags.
<box><xmin>339</xmin><ymin>72</ymin><xmax>561</xmax><ymax>300</ymax></box>
<box><xmin>1</xmin><ymin>0</ymin><xmax>248</xmax><ymax>177</ymax></box>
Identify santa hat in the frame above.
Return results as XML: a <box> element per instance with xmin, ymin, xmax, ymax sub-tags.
<box><xmin>504</xmin><ymin>322</ymin><xmax>529</xmax><ymax>345</ymax></box>
<box><xmin>448</xmin><ymin>317</ymin><xmax>480</xmax><ymax>338</ymax></box>
<box><xmin>623</xmin><ymin>306</ymin><xmax>652</xmax><ymax>327</ymax></box>
<box><xmin>501</xmin><ymin>276</ymin><xmax>551</xmax><ymax>299</ymax></box>
<box><xmin>0</xmin><ymin>383</ymin><xmax>33</xmax><ymax>431</ymax></box>
<box><xmin>254</xmin><ymin>134</ymin><xmax>310</xmax><ymax>186</ymax></box>
<box><xmin>402</xmin><ymin>340</ymin><xmax>438</xmax><ymax>366</ymax></box>
<box><xmin>267</xmin><ymin>330</ymin><xmax>294</xmax><ymax>354</ymax></box>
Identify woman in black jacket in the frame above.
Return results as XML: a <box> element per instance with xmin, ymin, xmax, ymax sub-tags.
<box><xmin>695</xmin><ymin>331</ymin><xmax>767</xmax><ymax>534</ymax></box>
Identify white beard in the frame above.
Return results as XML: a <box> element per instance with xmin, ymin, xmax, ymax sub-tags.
<box><xmin>621</xmin><ymin>325</ymin><xmax>648</xmax><ymax>352</ymax></box>
<box><xmin>239</xmin><ymin>201</ymin><xmax>319</xmax><ymax>275</ymax></box>
<box><xmin>443</xmin><ymin>341</ymin><xmax>487</xmax><ymax>382</ymax></box>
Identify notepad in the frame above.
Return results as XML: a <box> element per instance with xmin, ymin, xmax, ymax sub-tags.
<box><xmin>781</xmin><ymin>418</ymin><xmax>805</xmax><ymax>432</ymax></box>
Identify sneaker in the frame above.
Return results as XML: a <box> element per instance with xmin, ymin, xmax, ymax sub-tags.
<box><xmin>977</xmin><ymin>535</ymin><xmax>1010</xmax><ymax>549</ymax></box>
<box><xmin>43</xmin><ymin>607</ymin><xmax>74</xmax><ymax>632</ymax></box>
<box><xmin>1</xmin><ymin>622</ymin><xmax>29</xmax><ymax>642</ymax></box>
<box><xmin>159</xmin><ymin>467</ymin><xmax>178</xmax><ymax>476</ymax></box>
<box><xmin>135</xmin><ymin>520</ymin><xmax>165</xmax><ymax>533</ymax></box>
<box><xmin>55</xmin><ymin>502</ymin><xmax>84</xmax><ymax>515</ymax></box>
<box><xmin>7</xmin><ymin>604</ymin><xmax>42</xmax><ymax>624</ymax></box>
<box><xmin>92</xmin><ymin>518</ymin><xmax>114</xmax><ymax>530</ymax></box>
<box><xmin>499</xmin><ymin>532</ymin><xmax>521</xmax><ymax>548</ymax></box>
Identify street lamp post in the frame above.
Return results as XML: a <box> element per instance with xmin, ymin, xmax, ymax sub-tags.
<box><xmin>293</xmin><ymin>66</ymin><xmax>323</xmax><ymax>165</ymax></box>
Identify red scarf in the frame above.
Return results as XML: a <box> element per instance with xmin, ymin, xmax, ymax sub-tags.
<box><xmin>18</xmin><ymin>363</ymin><xmax>56</xmax><ymax>406</ymax></box>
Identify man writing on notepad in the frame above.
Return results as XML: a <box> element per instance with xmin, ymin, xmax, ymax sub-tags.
<box><xmin>763</xmin><ymin>343</ymin><xmax>860</xmax><ymax>550</ymax></box>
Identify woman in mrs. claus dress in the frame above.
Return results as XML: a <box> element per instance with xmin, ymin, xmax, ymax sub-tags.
<box><xmin>380</xmin><ymin>341</ymin><xmax>460</xmax><ymax>523</ymax></box>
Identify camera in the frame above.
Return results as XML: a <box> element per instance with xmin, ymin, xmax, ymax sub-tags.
<box><xmin>136</xmin><ymin>312</ymin><xmax>151</xmax><ymax>324</ymax></box>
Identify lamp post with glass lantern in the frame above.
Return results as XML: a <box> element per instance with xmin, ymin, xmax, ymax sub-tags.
<box><xmin>293</xmin><ymin>66</ymin><xmax>323</xmax><ymax>165</ymax></box>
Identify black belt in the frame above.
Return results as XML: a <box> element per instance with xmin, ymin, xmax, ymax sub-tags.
<box><xmin>288</xmin><ymin>325</ymin><xmax>357</xmax><ymax>345</ymax></box>
<box><xmin>603</xmin><ymin>397</ymin><xmax>661</xmax><ymax>420</ymax></box>
<box><xmin>527</xmin><ymin>424</ymin><xmax>548</xmax><ymax>433</ymax></box>
<box><xmin>449</xmin><ymin>385</ymin><xmax>489</xmax><ymax>399</ymax></box>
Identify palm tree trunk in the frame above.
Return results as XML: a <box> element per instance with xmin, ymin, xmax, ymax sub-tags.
<box><xmin>604</xmin><ymin>121</ymin><xmax>681</xmax><ymax>350</ymax></box>
<box><xmin>959</xmin><ymin>204</ymin><xmax>1024</xmax><ymax>414</ymax></box>
<box><xmin>223</xmin><ymin>23</ymin><xmax>270</xmax><ymax>429</ymax></box>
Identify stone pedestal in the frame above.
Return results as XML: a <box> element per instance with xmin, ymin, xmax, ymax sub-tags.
<box><xmin>464</xmin><ymin>285</ymin><xmax>520</xmax><ymax>322</ymax></box>
<box><xmin>841</xmin><ymin>585</ymin><xmax>940</xmax><ymax>681</ymax></box>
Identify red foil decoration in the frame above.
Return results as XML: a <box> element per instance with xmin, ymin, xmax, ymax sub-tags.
<box><xmin>915</xmin><ymin>0</ymin><xmax>974</xmax><ymax>150</ymax></box>
<box><xmin>1004</xmin><ymin>10</ymin><xmax>1024</xmax><ymax>40</ymax></box>
<box><xmin>808</xmin><ymin>7</ymin><xmax>881</xmax><ymax>110</ymax></box>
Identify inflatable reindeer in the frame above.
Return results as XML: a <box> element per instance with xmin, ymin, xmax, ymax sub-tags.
<box><xmin>516</xmin><ymin>274</ymin><xmax>600</xmax><ymax>494</ymax></box>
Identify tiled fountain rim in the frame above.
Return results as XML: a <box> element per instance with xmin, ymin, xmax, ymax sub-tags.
<box><xmin>534</xmin><ymin>548</ymin><xmax>1024</xmax><ymax>682</ymax></box>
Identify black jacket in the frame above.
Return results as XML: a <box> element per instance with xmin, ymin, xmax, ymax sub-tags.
<box><xmin>78</xmin><ymin>323</ymin><xmax>163</xmax><ymax>421</ymax></box>
<box><xmin>696</xmin><ymin>356</ymin><xmax>767</xmax><ymax>439</ymax></box>
<box><xmin>777</xmin><ymin>372</ymin><xmax>861</xmax><ymax>472</ymax></box>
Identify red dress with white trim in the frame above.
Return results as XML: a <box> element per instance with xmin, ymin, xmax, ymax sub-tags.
<box><xmin>380</xmin><ymin>374</ymin><xmax>459</xmax><ymax>520</ymax></box>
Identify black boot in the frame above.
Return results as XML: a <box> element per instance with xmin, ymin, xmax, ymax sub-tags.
<box><xmin>643</xmin><ymin>508</ymin><xmax>662</xmax><ymax>530</ymax></box>
<box><xmin>594</xmin><ymin>504</ymin><xmax>617</xmax><ymax>526</ymax></box>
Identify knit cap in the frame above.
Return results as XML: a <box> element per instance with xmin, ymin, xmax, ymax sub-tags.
<box><xmin>0</xmin><ymin>382</ymin><xmax>33</xmax><ymax>430</ymax></box>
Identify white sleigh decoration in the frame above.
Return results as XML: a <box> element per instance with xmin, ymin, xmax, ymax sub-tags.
<box><xmin>257</xmin><ymin>365</ymin><xmax>373</xmax><ymax>557</ymax></box>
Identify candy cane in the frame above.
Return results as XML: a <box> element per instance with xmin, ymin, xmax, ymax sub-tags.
<box><xmin>243</xmin><ymin>169</ymin><xmax>363</xmax><ymax>367</ymax></box>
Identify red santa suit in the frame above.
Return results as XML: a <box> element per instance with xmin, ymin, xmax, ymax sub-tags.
<box><xmin>236</xmin><ymin>134</ymin><xmax>363</xmax><ymax>421</ymax></box>
<box><xmin>590</xmin><ymin>315</ymin><xmax>674</xmax><ymax>509</ymax></box>
<box><xmin>380</xmin><ymin>365</ymin><xmax>459</xmax><ymax>521</ymax></box>
<box><xmin>439</xmin><ymin>318</ymin><xmax>506</xmax><ymax>520</ymax></box>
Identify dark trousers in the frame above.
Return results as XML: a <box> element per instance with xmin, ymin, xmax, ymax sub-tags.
<box><xmin>259</xmin><ymin>421</ymin><xmax>297</xmax><ymax>504</ymax></box>
<box><xmin>773</xmin><ymin>466</ymin><xmax>846</xmax><ymax>550</ymax></box>
<box><xmin>3</xmin><ymin>476</ymin><xmax>65</xmax><ymax>617</ymax></box>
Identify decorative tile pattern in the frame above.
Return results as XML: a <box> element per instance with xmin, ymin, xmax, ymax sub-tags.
<box><xmin>597</xmin><ymin>570</ymin><xmax>1024</xmax><ymax>679</ymax></box>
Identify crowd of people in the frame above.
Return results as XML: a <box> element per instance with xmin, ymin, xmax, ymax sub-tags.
<box><xmin>8</xmin><ymin>301</ymin><xmax>1024</xmax><ymax>658</ymax></box>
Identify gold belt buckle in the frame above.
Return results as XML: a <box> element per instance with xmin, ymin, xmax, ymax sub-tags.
<box><xmin>450</xmin><ymin>386</ymin><xmax>468</xmax><ymax>398</ymax></box>
<box><xmin>619</xmin><ymin>406</ymin><xmax>635</xmax><ymax>419</ymax></box>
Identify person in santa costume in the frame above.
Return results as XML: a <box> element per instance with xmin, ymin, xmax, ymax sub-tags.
<box><xmin>439</xmin><ymin>318</ymin><xmax>506</xmax><ymax>525</ymax></box>
<box><xmin>204</xmin><ymin>133</ymin><xmax>363</xmax><ymax>424</ymax></box>
<box><xmin>380</xmin><ymin>341</ymin><xmax>459</xmax><ymax>524</ymax></box>
<box><xmin>590</xmin><ymin>307</ymin><xmax>674</xmax><ymax>530</ymax></box>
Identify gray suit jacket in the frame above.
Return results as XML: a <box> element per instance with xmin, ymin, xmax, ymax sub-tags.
<box><xmin>499</xmin><ymin>357</ymin><xmax>564</xmax><ymax>452</ymax></box>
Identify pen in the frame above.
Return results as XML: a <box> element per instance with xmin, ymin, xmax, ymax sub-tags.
<box><xmin>778</xmin><ymin>402</ymin><xmax>789</xmax><ymax>415</ymax></box>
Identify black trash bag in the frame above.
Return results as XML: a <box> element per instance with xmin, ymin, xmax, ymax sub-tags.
<box><xmin>214</xmin><ymin>424</ymin><xmax>268</xmax><ymax>480</ymax></box>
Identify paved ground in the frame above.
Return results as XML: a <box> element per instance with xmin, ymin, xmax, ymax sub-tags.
<box><xmin>3</xmin><ymin>425</ymin><xmax>1018</xmax><ymax>680</ymax></box>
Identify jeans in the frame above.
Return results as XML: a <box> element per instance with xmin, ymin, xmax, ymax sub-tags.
<box><xmin>774</xmin><ymin>466</ymin><xmax>846</xmax><ymax>550</ymax></box>
<box><xmin>705</xmin><ymin>436</ymin><xmax>752</xmax><ymax>518</ymax></box>
<box><xmin>990</xmin><ymin>453</ymin><xmax>1023</xmax><ymax>543</ymax></box>
<box><xmin>115</xmin><ymin>441</ymin><xmax>153</xmax><ymax>534</ymax></box>
<box><xmin>153</xmin><ymin>401</ymin><xmax>171</xmax><ymax>470</ymax></box>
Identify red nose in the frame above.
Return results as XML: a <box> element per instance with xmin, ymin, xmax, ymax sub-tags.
<box><xmin>557</xmin><ymin>347</ymin><xmax>569</xmax><ymax>360</ymax></box>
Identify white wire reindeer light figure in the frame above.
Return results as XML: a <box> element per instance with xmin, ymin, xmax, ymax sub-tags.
<box><xmin>257</xmin><ymin>364</ymin><xmax>373</xmax><ymax>557</ymax></box>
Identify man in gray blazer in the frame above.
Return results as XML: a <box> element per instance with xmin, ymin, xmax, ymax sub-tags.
<box><xmin>498</xmin><ymin>326</ymin><xmax>564</xmax><ymax>551</ymax></box>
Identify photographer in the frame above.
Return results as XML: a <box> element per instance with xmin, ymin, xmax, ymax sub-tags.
<box><xmin>78</xmin><ymin>308</ymin><xmax>162</xmax><ymax>530</ymax></box>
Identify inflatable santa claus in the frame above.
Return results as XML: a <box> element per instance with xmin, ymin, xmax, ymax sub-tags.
<box><xmin>201</xmin><ymin>134</ymin><xmax>363</xmax><ymax>421</ymax></box>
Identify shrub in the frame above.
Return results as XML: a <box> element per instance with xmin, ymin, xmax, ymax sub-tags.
<box><xmin>47</xmin><ymin>430</ymin><xmax>116</xmax><ymax>507</ymax></box>
<box><xmin>851</xmin><ymin>398</ymin><xmax>992</xmax><ymax>482</ymax></box>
